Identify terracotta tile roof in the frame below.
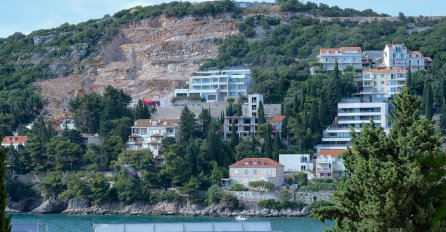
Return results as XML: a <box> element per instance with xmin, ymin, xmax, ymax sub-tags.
<box><xmin>148</xmin><ymin>141</ymin><xmax>161</xmax><ymax>145</ymax></box>
<box><xmin>408</xmin><ymin>51</ymin><xmax>423</xmax><ymax>56</ymax></box>
<box><xmin>134</xmin><ymin>119</ymin><xmax>179</xmax><ymax>127</ymax></box>
<box><xmin>425</xmin><ymin>57</ymin><xmax>433</xmax><ymax>62</ymax></box>
<box><xmin>229</xmin><ymin>158</ymin><xmax>284</xmax><ymax>168</ymax></box>
<box><xmin>269</xmin><ymin>116</ymin><xmax>286</xmax><ymax>123</ymax></box>
<box><xmin>2</xmin><ymin>136</ymin><xmax>28</xmax><ymax>144</ymax></box>
<box><xmin>363</xmin><ymin>68</ymin><xmax>406</xmax><ymax>74</ymax></box>
<box><xmin>317</xmin><ymin>149</ymin><xmax>347</xmax><ymax>157</ymax></box>
<box><xmin>320</xmin><ymin>47</ymin><xmax>362</xmax><ymax>54</ymax></box>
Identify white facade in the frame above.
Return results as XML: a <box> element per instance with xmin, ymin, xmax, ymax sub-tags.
<box><xmin>229</xmin><ymin>158</ymin><xmax>285</xmax><ymax>187</ymax></box>
<box><xmin>383</xmin><ymin>44</ymin><xmax>427</xmax><ymax>72</ymax></box>
<box><xmin>318</xmin><ymin>47</ymin><xmax>363</xmax><ymax>71</ymax></box>
<box><xmin>174</xmin><ymin>68</ymin><xmax>252</xmax><ymax>101</ymax></box>
<box><xmin>223</xmin><ymin>94</ymin><xmax>282</xmax><ymax>139</ymax></box>
<box><xmin>316</xmin><ymin>99</ymin><xmax>390</xmax><ymax>151</ymax></box>
<box><xmin>279</xmin><ymin>154</ymin><xmax>313</xmax><ymax>173</ymax></box>
<box><xmin>127</xmin><ymin>119</ymin><xmax>179</xmax><ymax>157</ymax></box>
<box><xmin>358</xmin><ymin>69</ymin><xmax>406</xmax><ymax>98</ymax></box>
<box><xmin>316</xmin><ymin>151</ymin><xmax>346</xmax><ymax>179</ymax></box>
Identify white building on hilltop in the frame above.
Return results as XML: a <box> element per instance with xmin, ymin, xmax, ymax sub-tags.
<box><xmin>318</xmin><ymin>47</ymin><xmax>363</xmax><ymax>71</ymax></box>
<box><xmin>316</xmin><ymin>98</ymin><xmax>391</xmax><ymax>152</ymax></box>
<box><xmin>174</xmin><ymin>68</ymin><xmax>252</xmax><ymax>102</ymax></box>
<box><xmin>223</xmin><ymin>94</ymin><xmax>282</xmax><ymax>139</ymax></box>
<box><xmin>357</xmin><ymin>69</ymin><xmax>406</xmax><ymax>99</ymax></box>
<box><xmin>127</xmin><ymin>119</ymin><xmax>179</xmax><ymax>157</ymax></box>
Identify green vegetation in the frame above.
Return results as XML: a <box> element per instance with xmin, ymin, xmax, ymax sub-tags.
<box><xmin>6</xmin><ymin>178</ymin><xmax>37</xmax><ymax>202</ymax></box>
<box><xmin>248</xmin><ymin>180</ymin><xmax>276</xmax><ymax>191</ymax></box>
<box><xmin>230</xmin><ymin>183</ymin><xmax>248</xmax><ymax>191</ymax></box>
<box><xmin>258</xmin><ymin>199</ymin><xmax>305</xmax><ymax>210</ymax></box>
<box><xmin>312</xmin><ymin>88</ymin><xmax>446</xmax><ymax>231</ymax></box>
<box><xmin>0</xmin><ymin>147</ymin><xmax>11</xmax><ymax>232</ymax></box>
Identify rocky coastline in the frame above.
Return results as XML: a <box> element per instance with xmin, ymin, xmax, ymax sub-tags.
<box><xmin>9</xmin><ymin>198</ymin><xmax>309</xmax><ymax>217</ymax></box>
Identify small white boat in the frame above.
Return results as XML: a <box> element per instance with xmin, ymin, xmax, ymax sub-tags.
<box><xmin>235</xmin><ymin>215</ymin><xmax>248</xmax><ymax>221</ymax></box>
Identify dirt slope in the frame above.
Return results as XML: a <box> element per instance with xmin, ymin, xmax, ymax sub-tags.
<box><xmin>35</xmin><ymin>15</ymin><xmax>238</xmax><ymax>122</ymax></box>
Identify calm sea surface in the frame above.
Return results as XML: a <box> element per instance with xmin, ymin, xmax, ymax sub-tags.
<box><xmin>12</xmin><ymin>214</ymin><xmax>333</xmax><ymax>232</ymax></box>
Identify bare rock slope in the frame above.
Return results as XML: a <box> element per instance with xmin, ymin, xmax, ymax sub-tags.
<box><xmin>35</xmin><ymin>16</ymin><xmax>238</xmax><ymax>122</ymax></box>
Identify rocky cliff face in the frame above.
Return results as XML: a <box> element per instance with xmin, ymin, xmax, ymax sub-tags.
<box><xmin>35</xmin><ymin>15</ymin><xmax>238</xmax><ymax>122</ymax></box>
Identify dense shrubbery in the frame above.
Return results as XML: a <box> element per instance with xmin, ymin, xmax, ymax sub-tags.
<box><xmin>248</xmin><ymin>180</ymin><xmax>276</xmax><ymax>191</ymax></box>
<box><xmin>6</xmin><ymin>178</ymin><xmax>37</xmax><ymax>202</ymax></box>
<box><xmin>300</xmin><ymin>182</ymin><xmax>336</xmax><ymax>191</ymax></box>
<box><xmin>230</xmin><ymin>183</ymin><xmax>248</xmax><ymax>191</ymax></box>
<box><xmin>306</xmin><ymin>200</ymin><xmax>332</xmax><ymax>210</ymax></box>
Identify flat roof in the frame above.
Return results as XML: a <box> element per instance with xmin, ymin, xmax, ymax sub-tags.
<box><xmin>94</xmin><ymin>222</ymin><xmax>275</xmax><ymax>232</ymax></box>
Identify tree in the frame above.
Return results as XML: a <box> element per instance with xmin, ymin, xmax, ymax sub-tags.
<box><xmin>0</xmin><ymin>147</ymin><xmax>11</xmax><ymax>232</ymax></box>
<box><xmin>198</xmin><ymin>108</ymin><xmax>212</xmax><ymax>138</ymax></box>
<box><xmin>264</xmin><ymin>124</ymin><xmax>273</xmax><ymax>158</ymax></box>
<box><xmin>424</xmin><ymin>80</ymin><xmax>433</xmax><ymax>120</ymax></box>
<box><xmin>440</xmin><ymin>100</ymin><xmax>446</xmax><ymax>134</ymax></box>
<box><xmin>207</xmin><ymin>184</ymin><xmax>223</xmax><ymax>205</ymax></box>
<box><xmin>179</xmin><ymin>106</ymin><xmax>197</xmax><ymax>143</ymax></box>
<box><xmin>46</xmin><ymin>137</ymin><xmax>84</xmax><ymax>171</ymax></box>
<box><xmin>134</xmin><ymin>99</ymin><xmax>151</xmax><ymax>119</ymax></box>
<box><xmin>114</xmin><ymin>170</ymin><xmax>143</xmax><ymax>204</ymax></box>
<box><xmin>318</xmin><ymin>98</ymin><xmax>330</xmax><ymax>127</ymax></box>
<box><xmin>258</xmin><ymin>101</ymin><xmax>265</xmax><ymax>125</ymax></box>
<box><xmin>115</xmin><ymin>149</ymin><xmax>154</xmax><ymax>170</ymax></box>
<box><xmin>406</xmin><ymin>68</ymin><xmax>412</xmax><ymax>92</ymax></box>
<box><xmin>230</xmin><ymin>120</ymin><xmax>239</xmax><ymax>150</ymax></box>
<box><xmin>312</xmin><ymin>87</ymin><xmax>446</xmax><ymax>231</ymax></box>
<box><xmin>279</xmin><ymin>189</ymin><xmax>292</xmax><ymax>202</ymax></box>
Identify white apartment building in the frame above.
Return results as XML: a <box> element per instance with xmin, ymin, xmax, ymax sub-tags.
<box><xmin>357</xmin><ymin>69</ymin><xmax>406</xmax><ymax>98</ymax></box>
<box><xmin>223</xmin><ymin>94</ymin><xmax>282</xmax><ymax>139</ymax></box>
<box><xmin>174</xmin><ymin>68</ymin><xmax>252</xmax><ymax>102</ymax></box>
<box><xmin>383</xmin><ymin>44</ymin><xmax>430</xmax><ymax>72</ymax></box>
<box><xmin>279</xmin><ymin>154</ymin><xmax>313</xmax><ymax>173</ymax></box>
<box><xmin>316</xmin><ymin>98</ymin><xmax>390</xmax><ymax>152</ymax></box>
<box><xmin>127</xmin><ymin>119</ymin><xmax>179</xmax><ymax>157</ymax></box>
<box><xmin>316</xmin><ymin>150</ymin><xmax>346</xmax><ymax>179</ymax></box>
<box><xmin>229</xmin><ymin>158</ymin><xmax>285</xmax><ymax>187</ymax></box>
<box><xmin>318</xmin><ymin>47</ymin><xmax>363</xmax><ymax>71</ymax></box>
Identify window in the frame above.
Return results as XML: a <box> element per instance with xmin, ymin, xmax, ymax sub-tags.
<box><xmin>252</xmin><ymin>97</ymin><xmax>257</xmax><ymax>102</ymax></box>
<box><xmin>234</xmin><ymin>169</ymin><xmax>239</xmax><ymax>175</ymax></box>
<box><xmin>252</xmin><ymin>105</ymin><xmax>257</xmax><ymax>111</ymax></box>
<box><xmin>267</xmin><ymin>169</ymin><xmax>272</xmax><ymax>176</ymax></box>
<box><xmin>301</xmin><ymin>165</ymin><xmax>306</xmax><ymax>171</ymax></box>
<box><xmin>301</xmin><ymin>157</ymin><xmax>308</xmax><ymax>162</ymax></box>
<box><xmin>244</xmin><ymin>119</ymin><xmax>251</xmax><ymax>124</ymax></box>
<box><xmin>253</xmin><ymin>169</ymin><xmax>257</xmax><ymax>175</ymax></box>
<box><xmin>244</xmin><ymin>169</ymin><xmax>248</xmax><ymax>175</ymax></box>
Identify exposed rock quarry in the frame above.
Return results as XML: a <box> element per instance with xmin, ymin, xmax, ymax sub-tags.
<box><xmin>35</xmin><ymin>15</ymin><xmax>238</xmax><ymax>122</ymax></box>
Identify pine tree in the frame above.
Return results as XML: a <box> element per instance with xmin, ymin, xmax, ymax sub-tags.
<box><xmin>230</xmin><ymin>120</ymin><xmax>239</xmax><ymax>150</ymax></box>
<box><xmin>134</xmin><ymin>99</ymin><xmax>150</xmax><ymax>119</ymax></box>
<box><xmin>0</xmin><ymin>147</ymin><xmax>11</xmax><ymax>232</ymax></box>
<box><xmin>179</xmin><ymin>106</ymin><xmax>197</xmax><ymax>143</ymax></box>
<box><xmin>258</xmin><ymin>101</ymin><xmax>265</xmax><ymax>125</ymax></box>
<box><xmin>424</xmin><ymin>80</ymin><xmax>433</xmax><ymax>120</ymax></box>
<box><xmin>264</xmin><ymin>124</ymin><xmax>273</xmax><ymax>159</ymax></box>
<box><xmin>312</xmin><ymin>87</ymin><xmax>446</xmax><ymax>231</ymax></box>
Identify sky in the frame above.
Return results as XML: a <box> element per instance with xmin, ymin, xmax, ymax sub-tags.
<box><xmin>0</xmin><ymin>0</ymin><xmax>444</xmax><ymax>38</ymax></box>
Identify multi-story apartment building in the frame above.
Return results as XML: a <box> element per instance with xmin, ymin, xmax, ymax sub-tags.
<box><xmin>357</xmin><ymin>69</ymin><xmax>406</xmax><ymax>98</ymax></box>
<box><xmin>223</xmin><ymin>94</ymin><xmax>282</xmax><ymax>139</ymax></box>
<box><xmin>127</xmin><ymin>119</ymin><xmax>179</xmax><ymax>157</ymax></box>
<box><xmin>174</xmin><ymin>68</ymin><xmax>252</xmax><ymax>101</ymax></box>
<box><xmin>279</xmin><ymin>154</ymin><xmax>313</xmax><ymax>173</ymax></box>
<box><xmin>383</xmin><ymin>44</ymin><xmax>430</xmax><ymax>72</ymax></box>
<box><xmin>316</xmin><ymin>150</ymin><xmax>346</xmax><ymax>179</ymax></box>
<box><xmin>229</xmin><ymin>158</ymin><xmax>285</xmax><ymax>187</ymax></box>
<box><xmin>315</xmin><ymin>98</ymin><xmax>391</xmax><ymax>152</ymax></box>
<box><xmin>318</xmin><ymin>47</ymin><xmax>363</xmax><ymax>71</ymax></box>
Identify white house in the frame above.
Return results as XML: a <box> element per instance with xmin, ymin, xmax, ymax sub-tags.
<box><xmin>383</xmin><ymin>44</ymin><xmax>430</xmax><ymax>72</ymax></box>
<box><xmin>316</xmin><ymin>98</ymin><xmax>390</xmax><ymax>152</ymax></box>
<box><xmin>1</xmin><ymin>136</ymin><xmax>28</xmax><ymax>149</ymax></box>
<box><xmin>279</xmin><ymin>154</ymin><xmax>313</xmax><ymax>173</ymax></box>
<box><xmin>174</xmin><ymin>68</ymin><xmax>252</xmax><ymax>101</ymax></box>
<box><xmin>318</xmin><ymin>47</ymin><xmax>363</xmax><ymax>71</ymax></box>
<box><xmin>315</xmin><ymin>150</ymin><xmax>346</xmax><ymax>179</ymax></box>
<box><xmin>229</xmin><ymin>158</ymin><xmax>285</xmax><ymax>187</ymax></box>
<box><xmin>127</xmin><ymin>119</ymin><xmax>179</xmax><ymax>157</ymax></box>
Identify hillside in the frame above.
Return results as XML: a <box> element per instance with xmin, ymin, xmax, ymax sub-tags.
<box><xmin>35</xmin><ymin>16</ymin><xmax>238</xmax><ymax>122</ymax></box>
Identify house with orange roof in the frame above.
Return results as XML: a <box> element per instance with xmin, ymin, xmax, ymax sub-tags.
<box><xmin>229</xmin><ymin>158</ymin><xmax>285</xmax><ymax>187</ymax></box>
<box><xmin>318</xmin><ymin>47</ymin><xmax>363</xmax><ymax>71</ymax></box>
<box><xmin>1</xmin><ymin>136</ymin><xmax>29</xmax><ymax>149</ymax></box>
<box><xmin>383</xmin><ymin>44</ymin><xmax>430</xmax><ymax>72</ymax></box>
<box><xmin>316</xmin><ymin>149</ymin><xmax>347</xmax><ymax>179</ymax></box>
<box><xmin>357</xmin><ymin>68</ymin><xmax>407</xmax><ymax>98</ymax></box>
<box><xmin>127</xmin><ymin>119</ymin><xmax>179</xmax><ymax>158</ymax></box>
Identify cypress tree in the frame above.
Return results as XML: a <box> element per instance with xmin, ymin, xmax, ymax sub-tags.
<box><xmin>309</xmin><ymin>100</ymin><xmax>319</xmax><ymax>132</ymax></box>
<box><xmin>198</xmin><ymin>108</ymin><xmax>211</xmax><ymax>138</ymax></box>
<box><xmin>0</xmin><ymin>147</ymin><xmax>11</xmax><ymax>232</ymax></box>
<box><xmin>230</xmin><ymin>120</ymin><xmax>239</xmax><ymax>150</ymax></box>
<box><xmin>406</xmin><ymin>68</ymin><xmax>412</xmax><ymax>91</ymax></box>
<box><xmin>424</xmin><ymin>80</ymin><xmax>433</xmax><ymax>120</ymax></box>
<box><xmin>264</xmin><ymin>124</ymin><xmax>273</xmax><ymax>159</ymax></box>
<box><xmin>440</xmin><ymin>100</ymin><xmax>446</xmax><ymax>134</ymax></box>
<box><xmin>318</xmin><ymin>98</ymin><xmax>329</xmax><ymax>127</ymax></box>
<box><xmin>258</xmin><ymin>101</ymin><xmax>265</xmax><ymax>125</ymax></box>
<box><xmin>293</xmin><ymin>94</ymin><xmax>299</xmax><ymax>115</ymax></box>
<box><xmin>272</xmin><ymin>133</ymin><xmax>282</xmax><ymax>161</ymax></box>
<box><xmin>179</xmin><ymin>106</ymin><xmax>197</xmax><ymax>143</ymax></box>
<box><xmin>333</xmin><ymin>61</ymin><xmax>340</xmax><ymax>79</ymax></box>
<box><xmin>134</xmin><ymin>99</ymin><xmax>150</xmax><ymax>119</ymax></box>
